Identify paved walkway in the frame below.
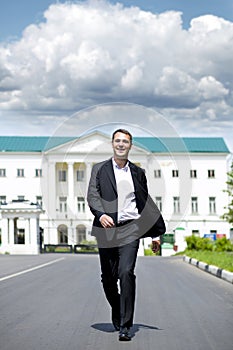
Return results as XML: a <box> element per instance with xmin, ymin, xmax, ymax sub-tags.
<box><xmin>0</xmin><ymin>254</ymin><xmax>232</xmax><ymax>350</ymax></box>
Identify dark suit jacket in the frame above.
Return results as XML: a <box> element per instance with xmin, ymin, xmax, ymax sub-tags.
<box><xmin>87</xmin><ymin>159</ymin><xmax>166</xmax><ymax>241</ymax></box>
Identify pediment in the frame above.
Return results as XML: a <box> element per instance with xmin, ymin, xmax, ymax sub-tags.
<box><xmin>45</xmin><ymin>131</ymin><xmax>149</xmax><ymax>155</ymax></box>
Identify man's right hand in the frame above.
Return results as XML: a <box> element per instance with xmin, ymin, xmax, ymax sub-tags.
<box><xmin>99</xmin><ymin>214</ymin><xmax>115</xmax><ymax>228</ymax></box>
<box><xmin>152</xmin><ymin>240</ymin><xmax>160</xmax><ymax>253</ymax></box>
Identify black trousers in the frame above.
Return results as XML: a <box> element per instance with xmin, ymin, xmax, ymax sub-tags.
<box><xmin>98</xmin><ymin>239</ymin><xmax>140</xmax><ymax>328</ymax></box>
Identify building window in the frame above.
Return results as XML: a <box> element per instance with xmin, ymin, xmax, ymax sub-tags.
<box><xmin>35</xmin><ymin>169</ymin><xmax>42</xmax><ymax>177</ymax></box>
<box><xmin>191</xmin><ymin>197</ymin><xmax>198</xmax><ymax>214</ymax></box>
<box><xmin>17</xmin><ymin>169</ymin><xmax>24</xmax><ymax>177</ymax></box>
<box><xmin>209</xmin><ymin>197</ymin><xmax>216</xmax><ymax>214</ymax></box>
<box><xmin>0</xmin><ymin>195</ymin><xmax>6</xmax><ymax>204</ymax></box>
<box><xmin>58</xmin><ymin>170</ymin><xmax>67</xmax><ymax>182</ymax></box>
<box><xmin>77</xmin><ymin>170</ymin><xmax>85</xmax><ymax>181</ymax></box>
<box><xmin>77</xmin><ymin>197</ymin><xmax>85</xmax><ymax>213</ymax></box>
<box><xmin>0</xmin><ymin>169</ymin><xmax>6</xmax><ymax>177</ymax></box>
<box><xmin>190</xmin><ymin>170</ymin><xmax>197</xmax><ymax>178</ymax></box>
<box><xmin>192</xmin><ymin>230</ymin><xmax>200</xmax><ymax>237</ymax></box>
<box><xmin>154</xmin><ymin>169</ymin><xmax>161</xmax><ymax>178</ymax></box>
<box><xmin>173</xmin><ymin>196</ymin><xmax>180</xmax><ymax>214</ymax></box>
<box><xmin>36</xmin><ymin>196</ymin><xmax>43</xmax><ymax>208</ymax></box>
<box><xmin>155</xmin><ymin>196</ymin><xmax>162</xmax><ymax>211</ymax></box>
<box><xmin>17</xmin><ymin>195</ymin><xmax>25</xmax><ymax>201</ymax></box>
<box><xmin>172</xmin><ymin>170</ymin><xmax>179</xmax><ymax>177</ymax></box>
<box><xmin>76</xmin><ymin>225</ymin><xmax>86</xmax><ymax>243</ymax></box>
<box><xmin>208</xmin><ymin>170</ymin><xmax>215</xmax><ymax>178</ymax></box>
<box><xmin>59</xmin><ymin>196</ymin><xmax>67</xmax><ymax>212</ymax></box>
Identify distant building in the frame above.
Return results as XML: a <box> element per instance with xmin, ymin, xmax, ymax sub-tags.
<box><xmin>0</xmin><ymin>132</ymin><xmax>231</xmax><ymax>254</ymax></box>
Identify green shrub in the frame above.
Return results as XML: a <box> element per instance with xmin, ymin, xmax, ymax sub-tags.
<box><xmin>185</xmin><ymin>235</ymin><xmax>214</xmax><ymax>251</ymax></box>
<box><xmin>78</xmin><ymin>239</ymin><xmax>98</xmax><ymax>252</ymax></box>
<box><xmin>213</xmin><ymin>237</ymin><xmax>233</xmax><ymax>252</ymax></box>
<box><xmin>144</xmin><ymin>248</ymin><xmax>155</xmax><ymax>256</ymax></box>
<box><xmin>46</xmin><ymin>245</ymin><xmax>55</xmax><ymax>252</ymax></box>
<box><xmin>185</xmin><ymin>235</ymin><xmax>199</xmax><ymax>250</ymax></box>
<box><xmin>185</xmin><ymin>235</ymin><xmax>233</xmax><ymax>252</ymax></box>
<box><xmin>80</xmin><ymin>239</ymin><xmax>97</xmax><ymax>246</ymax></box>
<box><xmin>196</xmin><ymin>237</ymin><xmax>213</xmax><ymax>251</ymax></box>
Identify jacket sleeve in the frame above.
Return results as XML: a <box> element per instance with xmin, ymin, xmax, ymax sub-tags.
<box><xmin>87</xmin><ymin>164</ymin><xmax>105</xmax><ymax>221</ymax></box>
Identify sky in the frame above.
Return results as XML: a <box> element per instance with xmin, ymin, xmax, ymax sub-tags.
<box><xmin>0</xmin><ymin>0</ymin><xmax>233</xmax><ymax>152</ymax></box>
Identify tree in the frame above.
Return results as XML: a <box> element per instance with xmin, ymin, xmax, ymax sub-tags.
<box><xmin>222</xmin><ymin>162</ymin><xmax>233</xmax><ymax>224</ymax></box>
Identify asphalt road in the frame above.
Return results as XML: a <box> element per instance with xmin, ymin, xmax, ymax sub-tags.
<box><xmin>0</xmin><ymin>254</ymin><xmax>232</xmax><ymax>350</ymax></box>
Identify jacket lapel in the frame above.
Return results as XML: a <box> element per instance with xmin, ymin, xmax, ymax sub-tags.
<box><xmin>104</xmin><ymin>159</ymin><xmax>117</xmax><ymax>193</ymax></box>
<box><xmin>129</xmin><ymin>162</ymin><xmax>140</xmax><ymax>191</ymax></box>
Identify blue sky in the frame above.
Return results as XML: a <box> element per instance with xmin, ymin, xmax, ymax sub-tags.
<box><xmin>1</xmin><ymin>0</ymin><xmax>233</xmax><ymax>41</ymax></box>
<box><xmin>0</xmin><ymin>0</ymin><xmax>233</xmax><ymax>153</ymax></box>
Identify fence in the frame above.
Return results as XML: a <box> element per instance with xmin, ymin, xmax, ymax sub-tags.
<box><xmin>43</xmin><ymin>244</ymin><xmax>98</xmax><ymax>254</ymax></box>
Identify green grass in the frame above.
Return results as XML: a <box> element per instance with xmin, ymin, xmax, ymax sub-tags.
<box><xmin>144</xmin><ymin>248</ymin><xmax>157</xmax><ymax>256</ymax></box>
<box><xmin>185</xmin><ymin>250</ymin><xmax>233</xmax><ymax>272</ymax></box>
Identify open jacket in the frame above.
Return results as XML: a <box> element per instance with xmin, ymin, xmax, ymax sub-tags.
<box><xmin>87</xmin><ymin>159</ymin><xmax>166</xmax><ymax>240</ymax></box>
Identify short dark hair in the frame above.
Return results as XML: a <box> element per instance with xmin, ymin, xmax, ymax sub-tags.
<box><xmin>112</xmin><ymin>129</ymin><xmax>132</xmax><ymax>143</ymax></box>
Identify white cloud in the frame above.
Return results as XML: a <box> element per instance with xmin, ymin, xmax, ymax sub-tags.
<box><xmin>121</xmin><ymin>64</ymin><xmax>144</xmax><ymax>90</ymax></box>
<box><xmin>198</xmin><ymin>76</ymin><xmax>229</xmax><ymax>100</ymax></box>
<box><xmin>0</xmin><ymin>1</ymin><xmax>233</xmax><ymax>150</ymax></box>
<box><xmin>155</xmin><ymin>67</ymin><xmax>199</xmax><ymax>98</ymax></box>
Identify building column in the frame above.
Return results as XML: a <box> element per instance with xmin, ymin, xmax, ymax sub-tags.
<box><xmin>25</xmin><ymin>218</ymin><xmax>30</xmax><ymax>245</ymax></box>
<box><xmin>67</xmin><ymin>162</ymin><xmax>75</xmax><ymax>216</ymax></box>
<box><xmin>9</xmin><ymin>218</ymin><xmax>14</xmax><ymax>245</ymax></box>
<box><xmin>1</xmin><ymin>217</ymin><xmax>9</xmax><ymax>247</ymax></box>
<box><xmin>30</xmin><ymin>216</ymin><xmax>39</xmax><ymax>254</ymax></box>
<box><xmin>48</xmin><ymin>162</ymin><xmax>56</xmax><ymax>218</ymax></box>
<box><xmin>85</xmin><ymin>162</ymin><xmax>92</xmax><ymax>195</ymax></box>
<box><xmin>68</xmin><ymin>225</ymin><xmax>75</xmax><ymax>245</ymax></box>
<box><xmin>85</xmin><ymin>162</ymin><xmax>92</xmax><ymax>218</ymax></box>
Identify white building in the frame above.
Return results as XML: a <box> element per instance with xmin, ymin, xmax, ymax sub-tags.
<box><xmin>0</xmin><ymin>131</ymin><xmax>231</xmax><ymax>255</ymax></box>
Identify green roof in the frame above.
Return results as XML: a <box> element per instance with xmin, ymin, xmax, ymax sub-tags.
<box><xmin>0</xmin><ymin>136</ymin><xmax>76</xmax><ymax>152</ymax></box>
<box><xmin>134</xmin><ymin>137</ymin><xmax>230</xmax><ymax>153</ymax></box>
<box><xmin>0</xmin><ymin>136</ymin><xmax>230</xmax><ymax>153</ymax></box>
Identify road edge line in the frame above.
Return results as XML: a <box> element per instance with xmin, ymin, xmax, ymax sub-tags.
<box><xmin>0</xmin><ymin>257</ymin><xmax>65</xmax><ymax>282</ymax></box>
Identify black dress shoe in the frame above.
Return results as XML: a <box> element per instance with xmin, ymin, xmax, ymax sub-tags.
<box><xmin>119</xmin><ymin>327</ymin><xmax>131</xmax><ymax>341</ymax></box>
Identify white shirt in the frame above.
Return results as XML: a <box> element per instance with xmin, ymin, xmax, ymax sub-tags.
<box><xmin>112</xmin><ymin>158</ymin><xmax>141</xmax><ymax>223</ymax></box>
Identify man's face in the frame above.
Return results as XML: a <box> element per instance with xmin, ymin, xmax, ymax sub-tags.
<box><xmin>112</xmin><ymin>132</ymin><xmax>132</xmax><ymax>160</ymax></box>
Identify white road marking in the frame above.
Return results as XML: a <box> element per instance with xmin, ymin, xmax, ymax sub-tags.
<box><xmin>0</xmin><ymin>257</ymin><xmax>65</xmax><ymax>282</ymax></box>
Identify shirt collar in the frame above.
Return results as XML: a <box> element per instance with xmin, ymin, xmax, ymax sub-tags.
<box><xmin>112</xmin><ymin>158</ymin><xmax>129</xmax><ymax>172</ymax></box>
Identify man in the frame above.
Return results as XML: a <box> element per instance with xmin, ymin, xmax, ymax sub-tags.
<box><xmin>87</xmin><ymin>129</ymin><xmax>165</xmax><ymax>341</ymax></box>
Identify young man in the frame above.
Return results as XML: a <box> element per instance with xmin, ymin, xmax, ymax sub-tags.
<box><xmin>87</xmin><ymin>129</ymin><xmax>165</xmax><ymax>341</ymax></box>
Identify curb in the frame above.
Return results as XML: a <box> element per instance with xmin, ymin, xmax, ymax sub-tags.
<box><xmin>183</xmin><ymin>255</ymin><xmax>233</xmax><ymax>284</ymax></box>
